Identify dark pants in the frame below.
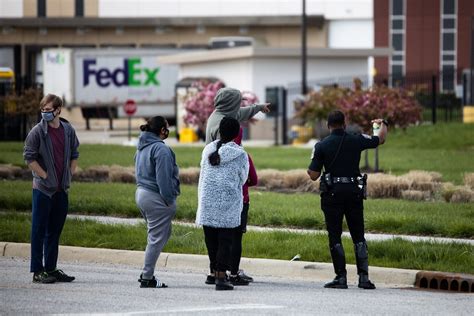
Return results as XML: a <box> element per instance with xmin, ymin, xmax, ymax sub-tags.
<box><xmin>203</xmin><ymin>226</ymin><xmax>234</xmax><ymax>273</ymax></box>
<box><xmin>230</xmin><ymin>203</ymin><xmax>249</xmax><ymax>275</ymax></box>
<box><xmin>30</xmin><ymin>189</ymin><xmax>68</xmax><ymax>273</ymax></box>
<box><xmin>321</xmin><ymin>191</ymin><xmax>365</xmax><ymax>247</ymax></box>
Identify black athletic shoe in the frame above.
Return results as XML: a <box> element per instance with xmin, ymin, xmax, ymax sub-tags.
<box><xmin>48</xmin><ymin>269</ymin><xmax>75</xmax><ymax>282</ymax></box>
<box><xmin>138</xmin><ymin>274</ymin><xmax>168</xmax><ymax>288</ymax></box>
<box><xmin>229</xmin><ymin>275</ymin><xmax>249</xmax><ymax>286</ymax></box>
<box><xmin>238</xmin><ymin>270</ymin><xmax>254</xmax><ymax>282</ymax></box>
<box><xmin>33</xmin><ymin>271</ymin><xmax>56</xmax><ymax>284</ymax></box>
<box><xmin>205</xmin><ymin>274</ymin><xmax>216</xmax><ymax>285</ymax></box>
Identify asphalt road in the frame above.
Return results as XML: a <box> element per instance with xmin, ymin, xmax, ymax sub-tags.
<box><xmin>1</xmin><ymin>257</ymin><xmax>472</xmax><ymax>315</ymax></box>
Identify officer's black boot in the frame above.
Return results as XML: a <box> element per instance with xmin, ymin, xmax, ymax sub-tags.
<box><xmin>324</xmin><ymin>243</ymin><xmax>348</xmax><ymax>289</ymax></box>
<box><xmin>354</xmin><ymin>241</ymin><xmax>376</xmax><ymax>289</ymax></box>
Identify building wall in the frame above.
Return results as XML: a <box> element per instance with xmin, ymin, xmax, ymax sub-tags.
<box><xmin>328</xmin><ymin>19</ymin><xmax>374</xmax><ymax>48</ymax></box>
<box><xmin>47</xmin><ymin>0</ymin><xmax>75</xmax><ymax>17</ymax></box>
<box><xmin>457</xmin><ymin>0</ymin><xmax>474</xmax><ymax>72</ymax></box>
<box><xmin>374</xmin><ymin>0</ymin><xmax>472</xmax><ymax>81</ymax></box>
<box><xmin>0</xmin><ymin>26</ymin><xmax>327</xmax><ymax>48</ymax></box>
<box><xmin>373</xmin><ymin>0</ymin><xmax>389</xmax><ymax>77</ymax></box>
<box><xmin>405</xmin><ymin>0</ymin><xmax>440</xmax><ymax>75</ymax></box>
<box><xmin>0</xmin><ymin>0</ymin><xmax>23</xmax><ymax>17</ymax></box>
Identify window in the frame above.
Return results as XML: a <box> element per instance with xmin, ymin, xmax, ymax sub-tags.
<box><xmin>443</xmin><ymin>19</ymin><xmax>455</xmax><ymax>29</ymax></box>
<box><xmin>38</xmin><ymin>0</ymin><xmax>46</xmax><ymax>17</ymax></box>
<box><xmin>392</xmin><ymin>34</ymin><xmax>403</xmax><ymax>51</ymax></box>
<box><xmin>75</xmin><ymin>0</ymin><xmax>84</xmax><ymax>17</ymax></box>
<box><xmin>389</xmin><ymin>0</ymin><xmax>405</xmax><ymax>86</ymax></box>
<box><xmin>443</xmin><ymin>33</ymin><xmax>455</xmax><ymax>51</ymax></box>
<box><xmin>440</xmin><ymin>0</ymin><xmax>457</xmax><ymax>91</ymax></box>
<box><xmin>443</xmin><ymin>0</ymin><xmax>455</xmax><ymax>14</ymax></box>
<box><xmin>392</xmin><ymin>20</ymin><xmax>403</xmax><ymax>30</ymax></box>
<box><xmin>392</xmin><ymin>0</ymin><xmax>403</xmax><ymax>16</ymax></box>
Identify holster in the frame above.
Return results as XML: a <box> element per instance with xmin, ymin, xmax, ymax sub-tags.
<box><xmin>357</xmin><ymin>174</ymin><xmax>368</xmax><ymax>199</ymax></box>
<box><xmin>319</xmin><ymin>172</ymin><xmax>333</xmax><ymax>193</ymax></box>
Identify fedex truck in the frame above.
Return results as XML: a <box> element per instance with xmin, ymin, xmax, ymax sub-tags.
<box><xmin>43</xmin><ymin>48</ymin><xmax>180</xmax><ymax>127</ymax></box>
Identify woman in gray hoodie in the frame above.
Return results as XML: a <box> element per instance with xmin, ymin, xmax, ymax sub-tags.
<box><xmin>135</xmin><ymin>116</ymin><xmax>180</xmax><ymax>288</ymax></box>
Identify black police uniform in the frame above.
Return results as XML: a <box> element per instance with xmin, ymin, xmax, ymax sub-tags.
<box><xmin>308</xmin><ymin>128</ymin><xmax>379</xmax><ymax>288</ymax></box>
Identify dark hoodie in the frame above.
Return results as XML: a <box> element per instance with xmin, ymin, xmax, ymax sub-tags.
<box><xmin>205</xmin><ymin>87</ymin><xmax>266</xmax><ymax>144</ymax></box>
<box><xmin>135</xmin><ymin>131</ymin><xmax>180</xmax><ymax>205</ymax></box>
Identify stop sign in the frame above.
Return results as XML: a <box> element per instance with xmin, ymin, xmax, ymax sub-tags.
<box><xmin>124</xmin><ymin>99</ymin><xmax>137</xmax><ymax>116</ymax></box>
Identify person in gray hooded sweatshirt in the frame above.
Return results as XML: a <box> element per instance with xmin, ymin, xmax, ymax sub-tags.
<box><xmin>205</xmin><ymin>87</ymin><xmax>270</xmax><ymax>144</ymax></box>
<box><xmin>135</xmin><ymin>116</ymin><xmax>180</xmax><ymax>288</ymax></box>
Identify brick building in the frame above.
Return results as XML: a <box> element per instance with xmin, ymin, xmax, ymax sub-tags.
<box><xmin>374</xmin><ymin>0</ymin><xmax>474</xmax><ymax>92</ymax></box>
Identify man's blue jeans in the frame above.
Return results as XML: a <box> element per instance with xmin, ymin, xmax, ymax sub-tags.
<box><xmin>30</xmin><ymin>189</ymin><xmax>68</xmax><ymax>273</ymax></box>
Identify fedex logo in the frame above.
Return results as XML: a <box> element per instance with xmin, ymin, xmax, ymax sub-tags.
<box><xmin>83</xmin><ymin>58</ymin><xmax>160</xmax><ymax>87</ymax></box>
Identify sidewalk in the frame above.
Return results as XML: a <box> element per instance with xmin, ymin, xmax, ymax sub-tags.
<box><xmin>0</xmin><ymin>241</ymin><xmax>417</xmax><ymax>288</ymax></box>
<box><xmin>75</xmin><ymin>128</ymin><xmax>276</xmax><ymax>147</ymax></box>
<box><xmin>68</xmin><ymin>214</ymin><xmax>474</xmax><ymax>246</ymax></box>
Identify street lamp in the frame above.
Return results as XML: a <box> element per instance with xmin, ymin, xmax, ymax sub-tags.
<box><xmin>301</xmin><ymin>0</ymin><xmax>307</xmax><ymax>95</ymax></box>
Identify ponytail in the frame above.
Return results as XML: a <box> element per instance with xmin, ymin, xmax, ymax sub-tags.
<box><xmin>209</xmin><ymin>140</ymin><xmax>223</xmax><ymax>166</ymax></box>
<box><xmin>139</xmin><ymin>116</ymin><xmax>167</xmax><ymax>135</ymax></box>
<box><xmin>139</xmin><ymin>124</ymin><xmax>150</xmax><ymax>132</ymax></box>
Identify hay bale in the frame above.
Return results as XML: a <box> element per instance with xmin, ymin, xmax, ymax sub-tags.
<box><xmin>464</xmin><ymin>173</ymin><xmax>474</xmax><ymax>189</ymax></box>
<box><xmin>0</xmin><ymin>164</ymin><xmax>24</xmax><ymax>179</ymax></box>
<box><xmin>74</xmin><ymin>165</ymin><xmax>109</xmax><ymax>182</ymax></box>
<box><xmin>180</xmin><ymin>167</ymin><xmax>200</xmax><ymax>184</ymax></box>
<box><xmin>401</xmin><ymin>190</ymin><xmax>431</xmax><ymax>201</ymax></box>
<box><xmin>450</xmin><ymin>187</ymin><xmax>474</xmax><ymax>203</ymax></box>
<box><xmin>403</xmin><ymin>170</ymin><xmax>443</xmax><ymax>183</ymax></box>
<box><xmin>367</xmin><ymin>173</ymin><xmax>409</xmax><ymax>198</ymax></box>
<box><xmin>441</xmin><ymin>183</ymin><xmax>456</xmax><ymax>202</ymax></box>
<box><xmin>258</xmin><ymin>169</ymin><xmax>285</xmax><ymax>189</ymax></box>
<box><xmin>109</xmin><ymin>165</ymin><xmax>135</xmax><ymax>183</ymax></box>
<box><xmin>281</xmin><ymin>169</ymin><xmax>310</xmax><ymax>189</ymax></box>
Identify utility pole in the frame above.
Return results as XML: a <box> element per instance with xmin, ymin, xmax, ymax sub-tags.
<box><xmin>301</xmin><ymin>0</ymin><xmax>307</xmax><ymax>95</ymax></box>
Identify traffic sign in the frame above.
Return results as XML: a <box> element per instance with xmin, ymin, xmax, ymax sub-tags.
<box><xmin>124</xmin><ymin>99</ymin><xmax>137</xmax><ymax>116</ymax></box>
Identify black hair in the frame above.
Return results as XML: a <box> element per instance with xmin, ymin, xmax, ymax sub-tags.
<box><xmin>140</xmin><ymin>116</ymin><xmax>167</xmax><ymax>135</ymax></box>
<box><xmin>208</xmin><ymin>117</ymin><xmax>240</xmax><ymax>166</ymax></box>
<box><xmin>327</xmin><ymin>110</ymin><xmax>345</xmax><ymax>128</ymax></box>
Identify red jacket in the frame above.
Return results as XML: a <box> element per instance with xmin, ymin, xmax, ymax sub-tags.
<box><xmin>234</xmin><ymin>128</ymin><xmax>258</xmax><ymax>203</ymax></box>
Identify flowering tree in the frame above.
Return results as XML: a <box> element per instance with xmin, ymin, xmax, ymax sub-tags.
<box><xmin>183</xmin><ymin>80</ymin><xmax>259</xmax><ymax>138</ymax></box>
<box><xmin>340</xmin><ymin>81</ymin><xmax>422</xmax><ymax>133</ymax></box>
<box><xmin>183</xmin><ymin>80</ymin><xmax>225</xmax><ymax>137</ymax></box>
<box><xmin>294</xmin><ymin>78</ymin><xmax>423</xmax><ymax>171</ymax></box>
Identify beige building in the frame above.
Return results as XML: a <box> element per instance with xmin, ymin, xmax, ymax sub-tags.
<box><xmin>0</xmin><ymin>0</ymin><xmax>334</xmax><ymax>83</ymax></box>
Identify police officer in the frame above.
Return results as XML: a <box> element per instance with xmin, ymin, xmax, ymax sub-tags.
<box><xmin>307</xmin><ymin>110</ymin><xmax>387</xmax><ymax>290</ymax></box>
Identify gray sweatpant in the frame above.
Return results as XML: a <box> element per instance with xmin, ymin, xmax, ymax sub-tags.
<box><xmin>135</xmin><ymin>187</ymin><xmax>176</xmax><ymax>279</ymax></box>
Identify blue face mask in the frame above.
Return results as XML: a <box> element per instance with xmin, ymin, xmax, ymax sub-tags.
<box><xmin>41</xmin><ymin>110</ymin><xmax>56</xmax><ymax>122</ymax></box>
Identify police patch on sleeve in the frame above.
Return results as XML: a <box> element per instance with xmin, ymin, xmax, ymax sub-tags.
<box><xmin>362</xmin><ymin>134</ymin><xmax>372</xmax><ymax>139</ymax></box>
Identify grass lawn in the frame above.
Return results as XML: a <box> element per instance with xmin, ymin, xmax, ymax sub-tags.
<box><xmin>1</xmin><ymin>123</ymin><xmax>472</xmax><ymax>183</ymax></box>
<box><xmin>1</xmin><ymin>212</ymin><xmax>472</xmax><ymax>274</ymax></box>
<box><xmin>1</xmin><ymin>181</ymin><xmax>473</xmax><ymax>238</ymax></box>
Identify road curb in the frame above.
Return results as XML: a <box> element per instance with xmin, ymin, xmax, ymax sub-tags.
<box><xmin>1</xmin><ymin>242</ymin><xmax>417</xmax><ymax>287</ymax></box>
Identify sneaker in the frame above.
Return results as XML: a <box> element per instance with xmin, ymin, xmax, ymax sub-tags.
<box><xmin>205</xmin><ymin>274</ymin><xmax>215</xmax><ymax>285</ymax></box>
<box><xmin>48</xmin><ymin>269</ymin><xmax>75</xmax><ymax>282</ymax></box>
<box><xmin>229</xmin><ymin>274</ymin><xmax>249</xmax><ymax>286</ymax></box>
<box><xmin>33</xmin><ymin>271</ymin><xmax>56</xmax><ymax>284</ymax></box>
<box><xmin>138</xmin><ymin>274</ymin><xmax>168</xmax><ymax>288</ymax></box>
<box><xmin>238</xmin><ymin>270</ymin><xmax>254</xmax><ymax>283</ymax></box>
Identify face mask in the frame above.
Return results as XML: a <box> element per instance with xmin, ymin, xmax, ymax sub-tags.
<box><xmin>41</xmin><ymin>110</ymin><xmax>56</xmax><ymax>122</ymax></box>
<box><xmin>162</xmin><ymin>128</ymin><xmax>169</xmax><ymax>139</ymax></box>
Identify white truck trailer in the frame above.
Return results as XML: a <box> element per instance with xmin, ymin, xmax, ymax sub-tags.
<box><xmin>42</xmin><ymin>48</ymin><xmax>180</xmax><ymax>129</ymax></box>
